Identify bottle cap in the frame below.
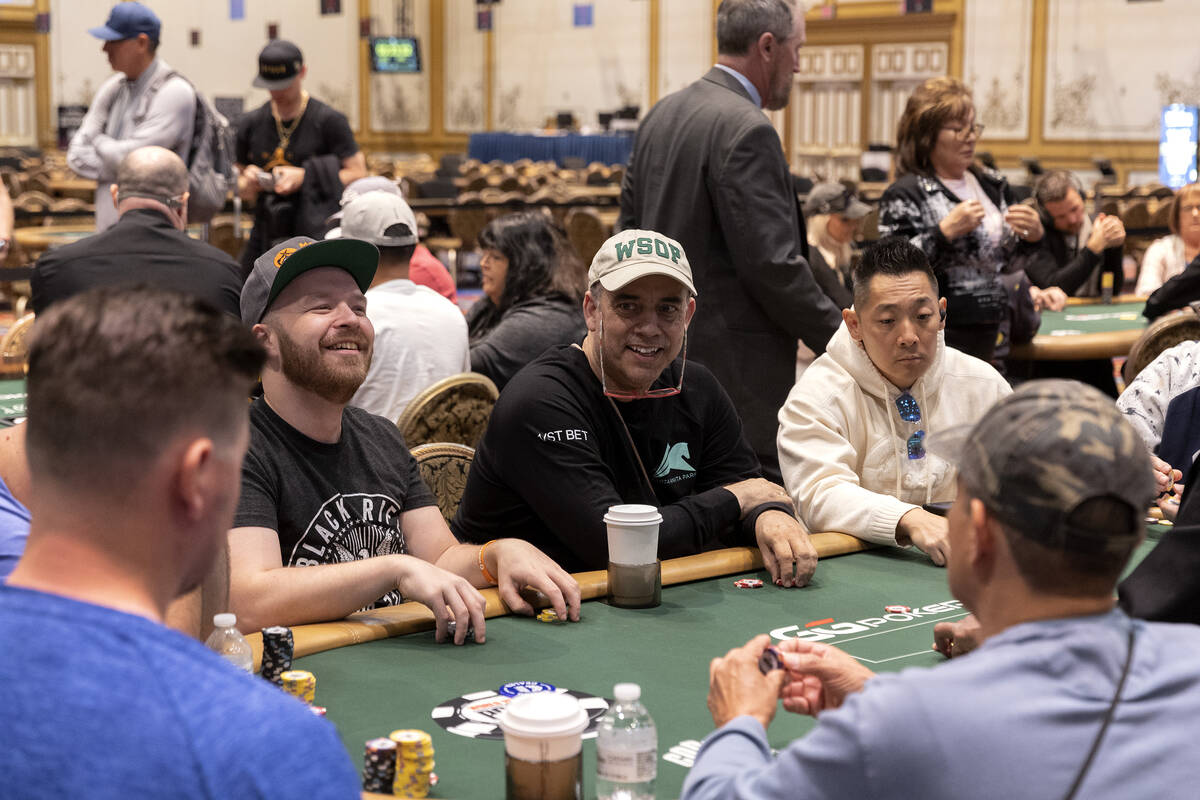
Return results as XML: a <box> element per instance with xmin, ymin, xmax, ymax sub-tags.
<box><xmin>213</xmin><ymin>613</ymin><xmax>237</xmax><ymax>629</ymax></box>
<box><xmin>613</xmin><ymin>682</ymin><xmax>641</xmax><ymax>702</ymax></box>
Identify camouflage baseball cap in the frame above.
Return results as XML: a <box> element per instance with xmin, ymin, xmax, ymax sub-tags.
<box><xmin>937</xmin><ymin>379</ymin><xmax>1155</xmax><ymax>554</ymax></box>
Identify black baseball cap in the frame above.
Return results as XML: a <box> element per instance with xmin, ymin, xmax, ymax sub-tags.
<box><xmin>240</xmin><ymin>237</ymin><xmax>378</xmax><ymax>324</ymax></box>
<box><xmin>253</xmin><ymin>40</ymin><xmax>304</xmax><ymax>90</ymax></box>
<box><xmin>89</xmin><ymin>2</ymin><xmax>161</xmax><ymax>42</ymax></box>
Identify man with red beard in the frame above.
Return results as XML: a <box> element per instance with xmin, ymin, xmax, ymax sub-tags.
<box><xmin>228</xmin><ymin>237</ymin><xmax>580</xmax><ymax>642</ymax></box>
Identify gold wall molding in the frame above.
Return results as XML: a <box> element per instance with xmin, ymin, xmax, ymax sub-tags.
<box><xmin>2</xmin><ymin>0</ymin><xmax>51</xmax><ymax>149</ymax></box>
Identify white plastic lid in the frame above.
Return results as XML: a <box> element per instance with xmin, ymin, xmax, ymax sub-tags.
<box><xmin>603</xmin><ymin>504</ymin><xmax>662</xmax><ymax>525</ymax></box>
<box><xmin>498</xmin><ymin>692</ymin><xmax>589</xmax><ymax>739</ymax></box>
<box><xmin>213</xmin><ymin>613</ymin><xmax>237</xmax><ymax>629</ymax></box>
<box><xmin>614</xmin><ymin>682</ymin><xmax>641</xmax><ymax>702</ymax></box>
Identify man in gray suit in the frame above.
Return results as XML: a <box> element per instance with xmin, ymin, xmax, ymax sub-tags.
<box><xmin>618</xmin><ymin>0</ymin><xmax>841</xmax><ymax>483</ymax></box>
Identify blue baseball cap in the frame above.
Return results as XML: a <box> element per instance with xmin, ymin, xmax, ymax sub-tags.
<box><xmin>88</xmin><ymin>2</ymin><xmax>161</xmax><ymax>42</ymax></box>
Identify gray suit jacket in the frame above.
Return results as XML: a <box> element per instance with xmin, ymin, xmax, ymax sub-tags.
<box><xmin>618</xmin><ymin>66</ymin><xmax>841</xmax><ymax>480</ymax></box>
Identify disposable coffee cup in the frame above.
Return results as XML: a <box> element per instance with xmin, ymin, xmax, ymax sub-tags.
<box><xmin>498</xmin><ymin>692</ymin><xmax>588</xmax><ymax>800</ymax></box>
<box><xmin>604</xmin><ymin>504</ymin><xmax>663</xmax><ymax>609</ymax></box>
<box><xmin>604</xmin><ymin>504</ymin><xmax>662</xmax><ymax>565</ymax></box>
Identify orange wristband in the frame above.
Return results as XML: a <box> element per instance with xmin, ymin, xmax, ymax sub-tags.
<box><xmin>478</xmin><ymin>540</ymin><xmax>498</xmax><ymax>585</ymax></box>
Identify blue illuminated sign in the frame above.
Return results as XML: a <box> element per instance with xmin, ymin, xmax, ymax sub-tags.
<box><xmin>1159</xmin><ymin>104</ymin><xmax>1198</xmax><ymax>189</ymax></box>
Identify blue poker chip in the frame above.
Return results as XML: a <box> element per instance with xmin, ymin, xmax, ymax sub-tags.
<box><xmin>497</xmin><ymin>681</ymin><xmax>556</xmax><ymax>697</ymax></box>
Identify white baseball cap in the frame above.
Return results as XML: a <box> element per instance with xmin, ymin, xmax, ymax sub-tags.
<box><xmin>588</xmin><ymin>229</ymin><xmax>696</xmax><ymax>295</ymax></box>
<box><xmin>336</xmin><ymin>192</ymin><xmax>419</xmax><ymax>247</ymax></box>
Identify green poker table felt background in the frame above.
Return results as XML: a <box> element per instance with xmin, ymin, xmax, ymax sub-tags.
<box><xmin>290</xmin><ymin>527</ymin><xmax>1167</xmax><ymax>800</ymax></box>
<box><xmin>0</xmin><ymin>378</ymin><xmax>25</xmax><ymax>422</ymax></box>
<box><xmin>1009</xmin><ymin>301</ymin><xmax>1147</xmax><ymax>360</ymax></box>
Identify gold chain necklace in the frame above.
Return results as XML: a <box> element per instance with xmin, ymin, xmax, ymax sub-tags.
<box><xmin>269</xmin><ymin>90</ymin><xmax>310</xmax><ymax>163</ymax></box>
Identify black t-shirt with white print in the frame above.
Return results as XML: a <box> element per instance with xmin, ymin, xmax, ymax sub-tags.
<box><xmin>451</xmin><ymin>345</ymin><xmax>763</xmax><ymax>572</ymax></box>
<box><xmin>235</xmin><ymin>398</ymin><xmax>436</xmax><ymax>608</ymax></box>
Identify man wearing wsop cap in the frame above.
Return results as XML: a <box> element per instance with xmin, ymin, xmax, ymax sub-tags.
<box><xmin>228</xmin><ymin>236</ymin><xmax>579</xmax><ymax>643</ymax></box>
<box><xmin>324</xmin><ymin>175</ymin><xmax>457</xmax><ymax>301</ymax></box>
<box><xmin>235</xmin><ymin>39</ymin><xmax>367</xmax><ymax>273</ymax></box>
<box><xmin>67</xmin><ymin>2</ymin><xmax>197</xmax><ymax>232</ymax></box>
<box><xmin>333</xmin><ymin>191</ymin><xmax>469</xmax><ymax>421</ymax></box>
<box><xmin>619</xmin><ymin>0</ymin><xmax>842</xmax><ymax>486</ymax></box>
<box><xmin>454</xmin><ymin>230</ymin><xmax>817</xmax><ymax>587</ymax></box>
<box><xmin>687</xmin><ymin>380</ymin><xmax>1200</xmax><ymax>800</ymax></box>
<box><xmin>778</xmin><ymin>237</ymin><xmax>1010</xmax><ymax>566</ymax></box>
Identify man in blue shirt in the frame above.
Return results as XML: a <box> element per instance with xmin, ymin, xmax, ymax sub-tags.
<box><xmin>0</xmin><ymin>287</ymin><xmax>361</xmax><ymax>798</ymax></box>
<box><xmin>686</xmin><ymin>380</ymin><xmax>1200</xmax><ymax>800</ymax></box>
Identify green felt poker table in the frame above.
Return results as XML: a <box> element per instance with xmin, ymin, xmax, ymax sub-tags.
<box><xmin>1008</xmin><ymin>299</ymin><xmax>1147</xmax><ymax>361</ymax></box>
<box><xmin>250</xmin><ymin>527</ymin><xmax>1167</xmax><ymax>800</ymax></box>
<box><xmin>0</xmin><ymin>378</ymin><xmax>25</xmax><ymax>422</ymax></box>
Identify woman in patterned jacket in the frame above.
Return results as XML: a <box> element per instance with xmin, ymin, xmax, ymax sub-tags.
<box><xmin>878</xmin><ymin>77</ymin><xmax>1045</xmax><ymax>365</ymax></box>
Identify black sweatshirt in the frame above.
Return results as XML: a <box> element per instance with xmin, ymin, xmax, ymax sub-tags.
<box><xmin>451</xmin><ymin>345</ymin><xmax>763</xmax><ymax>572</ymax></box>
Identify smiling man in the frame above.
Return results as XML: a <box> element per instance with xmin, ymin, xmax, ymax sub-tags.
<box><xmin>453</xmin><ymin>230</ymin><xmax>817</xmax><ymax>588</ymax></box>
<box><xmin>777</xmin><ymin>237</ymin><xmax>1010</xmax><ymax>565</ymax></box>
<box><xmin>227</xmin><ymin>237</ymin><xmax>580</xmax><ymax>641</ymax></box>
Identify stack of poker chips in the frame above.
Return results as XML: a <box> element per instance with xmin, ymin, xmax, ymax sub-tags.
<box><xmin>362</xmin><ymin>738</ymin><xmax>398</xmax><ymax>793</ymax></box>
<box><xmin>260</xmin><ymin>626</ymin><xmax>294</xmax><ymax>686</ymax></box>
<box><xmin>388</xmin><ymin>729</ymin><xmax>436</xmax><ymax>798</ymax></box>
<box><xmin>281</xmin><ymin>670</ymin><xmax>316</xmax><ymax>705</ymax></box>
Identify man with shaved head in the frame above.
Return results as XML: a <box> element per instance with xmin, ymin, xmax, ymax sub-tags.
<box><xmin>32</xmin><ymin>145</ymin><xmax>243</xmax><ymax>317</ymax></box>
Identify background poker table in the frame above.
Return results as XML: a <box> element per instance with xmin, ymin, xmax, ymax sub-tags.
<box><xmin>0</xmin><ymin>378</ymin><xmax>25</xmax><ymax>423</ymax></box>
<box><xmin>252</xmin><ymin>528</ymin><xmax>1166</xmax><ymax>799</ymax></box>
<box><xmin>1008</xmin><ymin>299</ymin><xmax>1147</xmax><ymax>360</ymax></box>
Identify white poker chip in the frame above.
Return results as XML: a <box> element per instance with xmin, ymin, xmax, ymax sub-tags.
<box><xmin>431</xmin><ymin>687</ymin><xmax>610</xmax><ymax>740</ymax></box>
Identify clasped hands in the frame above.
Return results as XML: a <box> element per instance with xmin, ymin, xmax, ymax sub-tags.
<box><xmin>706</xmin><ymin>634</ymin><xmax>876</xmax><ymax>730</ymax></box>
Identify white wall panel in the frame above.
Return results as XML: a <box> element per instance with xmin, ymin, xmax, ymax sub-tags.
<box><xmin>963</xmin><ymin>0</ymin><xmax>1032</xmax><ymax>140</ymax></box>
<box><xmin>1045</xmin><ymin>0</ymin><xmax>1200</xmax><ymax>141</ymax></box>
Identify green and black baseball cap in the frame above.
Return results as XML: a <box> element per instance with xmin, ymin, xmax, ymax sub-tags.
<box><xmin>240</xmin><ymin>236</ymin><xmax>378</xmax><ymax>324</ymax></box>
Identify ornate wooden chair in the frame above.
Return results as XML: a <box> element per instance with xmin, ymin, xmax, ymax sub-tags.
<box><xmin>1124</xmin><ymin>304</ymin><xmax>1200</xmax><ymax>385</ymax></box>
<box><xmin>397</xmin><ymin>372</ymin><xmax>500</xmax><ymax>449</ymax></box>
<box><xmin>0</xmin><ymin>313</ymin><xmax>35</xmax><ymax>369</ymax></box>
<box><xmin>411</xmin><ymin>442</ymin><xmax>475</xmax><ymax>525</ymax></box>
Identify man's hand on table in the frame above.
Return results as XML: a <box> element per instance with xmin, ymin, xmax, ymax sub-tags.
<box><xmin>724</xmin><ymin>478</ymin><xmax>792</xmax><ymax>515</ymax></box>
<box><xmin>395</xmin><ymin>556</ymin><xmax>488</xmax><ymax>645</ymax></box>
<box><xmin>777</xmin><ymin>639</ymin><xmax>875</xmax><ymax>717</ymax></box>
<box><xmin>706</xmin><ymin>634</ymin><xmax>789</xmax><ymax>729</ymax></box>
<box><xmin>487</xmin><ymin>538</ymin><xmax>582</xmax><ymax>622</ymax></box>
<box><xmin>896</xmin><ymin>508</ymin><xmax>951</xmax><ymax>566</ymax></box>
<box><xmin>755</xmin><ymin>510</ymin><xmax>817</xmax><ymax>588</ymax></box>
<box><xmin>1031</xmin><ymin>285</ymin><xmax>1068</xmax><ymax>312</ymax></box>
<box><xmin>932</xmin><ymin>613</ymin><xmax>983</xmax><ymax>658</ymax></box>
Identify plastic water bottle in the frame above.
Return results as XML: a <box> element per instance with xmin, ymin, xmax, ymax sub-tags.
<box><xmin>595</xmin><ymin>683</ymin><xmax>656</xmax><ymax>800</ymax></box>
<box><xmin>205</xmin><ymin>613</ymin><xmax>253</xmax><ymax>672</ymax></box>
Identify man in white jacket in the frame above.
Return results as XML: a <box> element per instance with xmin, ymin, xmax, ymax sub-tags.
<box><xmin>777</xmin><ymin>237</ymin><xmax>1010</xmax><ymax>565</ymax></box>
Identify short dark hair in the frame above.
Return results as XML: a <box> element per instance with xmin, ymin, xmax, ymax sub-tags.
<box><xmin>967</xmin><ymin>486</ymin><xmax>1138</xmax><ymax>597</ymax></box>
<box><xmin>378</xmin><ymin>244</ymin><xmax>417</xmax><ymax>269</ymax></box>
<box><xmin>852</xmin><ymin>236</ymin><xmax>938</xmax><ymax>307</ymax></box>
<box><xmin>1034</xmin><ymin>170</ymin><xmax>1083</xmax><ymax>207</ymax></box>
<box><xmin>894</xmin><ymin>77</ymin><xmax>974</xmax><ymax>177</ymax></box>
<box><xmin>716</xmin><ymin>0</ymin><xmax>796</xmax><ymax>56</ymax></box>
<box><xmin>477</xmin><ymin>211</ymin><xmax>585</xmax><ymax>311</ymax></box>
<box><xmin>26</xmin><ymin>287</ymin><xmax>265</xmax><ymax>492</ymax></box>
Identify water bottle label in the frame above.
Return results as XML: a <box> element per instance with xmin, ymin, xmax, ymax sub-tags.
<box><xmin>596</xmin><ymin>748</ymin><xmax>657</xmax><ymax>782</ymax></box>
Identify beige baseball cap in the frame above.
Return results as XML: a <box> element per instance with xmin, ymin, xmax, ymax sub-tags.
<box><xmin>588</xmin><ymin>229</ymin><xmax>696</xmax><ymax>296</ymax></box>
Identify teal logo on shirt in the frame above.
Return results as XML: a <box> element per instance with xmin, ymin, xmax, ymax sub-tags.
<box><xmin>654</xmin><ymin>442</ymin><xmax>695</xmax><ymax>479</ymax></box>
